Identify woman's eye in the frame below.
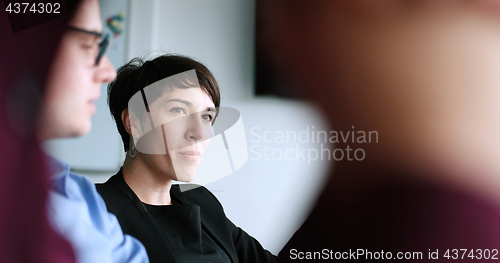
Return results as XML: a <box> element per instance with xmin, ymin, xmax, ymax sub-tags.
<box><xmin>170</xmin><ymin>107</ymin><xmax>186</xmax><ymax>114</ymax></box>
<box><xmin>202</xmin><ymin>114</ymin><xmax>213</xmax><ymax>122</ymax></box>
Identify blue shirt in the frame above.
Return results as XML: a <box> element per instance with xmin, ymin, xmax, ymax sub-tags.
<box><xmin>46</xmin><ymin>156</ymin><xmax>149</xmax><ymax>263</ymax></box>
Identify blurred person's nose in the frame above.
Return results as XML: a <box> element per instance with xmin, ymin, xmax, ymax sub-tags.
<box><xmin>95</xmin><ymin>55</ymin><xmax>117</xmax><ymax>83</ymax></box>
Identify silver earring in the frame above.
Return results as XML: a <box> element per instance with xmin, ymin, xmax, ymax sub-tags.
<box><xmin>128</xmin><ymin>140</ymin><xmax>137</xmax><ymax>159</ymax></box>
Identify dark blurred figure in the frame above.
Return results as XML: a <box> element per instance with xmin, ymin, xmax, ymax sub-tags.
<box><xmin>268</xmin><ymin>1</ymin><xmax>500</xmax><ymax>261</ymax></box>
<box><xmin>0</xmin><ymin>2</ymin><xmax>75</xmax><ymax>262</ymax></box>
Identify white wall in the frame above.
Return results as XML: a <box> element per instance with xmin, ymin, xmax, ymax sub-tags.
<box><xmin>126</xmin><ymin>0</ymin><xmax>332</xmax><ymax>253</ymax></box>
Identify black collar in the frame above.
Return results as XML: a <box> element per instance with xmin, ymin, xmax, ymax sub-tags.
<box><xmin>110</xmin><ymin>168</ymin><xmax>186</xmax><ymax>214</ymax></box>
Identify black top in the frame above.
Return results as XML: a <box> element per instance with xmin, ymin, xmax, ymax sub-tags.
<box><xmin>142</xmin><ymin>202</ymin><xmax>231</xmax><ymax>263</ymax></box>
<box><xmin>96</xmin><ymin>169</ymin><xmax>280</xmax><ymax>263</ymax></box>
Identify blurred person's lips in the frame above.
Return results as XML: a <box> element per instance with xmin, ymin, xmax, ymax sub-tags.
<box><xmin>88</xmin><ymin>98</ymin><xmax>98</xmax><ymax>115</ymax></box>
<box><xmin>88</xmin><ymin>91</ymin><xmax>100</xmax><ymax>115</ymax></box>
<box><xmin>178</xmin><ymin>151</ymin><xmax>201</xmax><ymax>160</ymax></box>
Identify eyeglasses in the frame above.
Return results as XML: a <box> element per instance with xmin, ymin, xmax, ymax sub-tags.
<box><xmin>67</xmin><ymin>25</ymin><xmax>110</xmax><ymax>66</ymax></box>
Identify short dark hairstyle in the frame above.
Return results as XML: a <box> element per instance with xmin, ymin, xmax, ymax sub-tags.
<box><xmin>108</xmin><ymin>54</ymin><xmax>221</xmax><ymax>152</ymax></box>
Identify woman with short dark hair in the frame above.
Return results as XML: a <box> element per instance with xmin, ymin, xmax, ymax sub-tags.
<box><xmin>97</xmin><ymin>54</ymin><xmax>279</xmax><ymax>263</ymax></box>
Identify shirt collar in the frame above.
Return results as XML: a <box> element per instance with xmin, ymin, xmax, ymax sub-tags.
<box><xmin>44</xmin><ymin>153</ymin><xmax>70</xmax><ymax>179</ymax></box>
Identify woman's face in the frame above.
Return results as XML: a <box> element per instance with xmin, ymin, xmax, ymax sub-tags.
<box><xmin>133</xmin><ymin>87</ymin><xmax>216</xmax><ymax>182</ymax></box>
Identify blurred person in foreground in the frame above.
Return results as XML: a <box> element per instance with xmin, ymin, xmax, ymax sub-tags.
<box><xmin>270</xmin><ymin>0</ymin><xmax>500</xmax><ymax>261</ymax></box>
<box><xmin>0</xmin><ymin>1</ymin><xmax>76</xmax><ymax>262</ymax></box>
<box><xmin>36</xmin><ymin>0</ymin><xmax>149</xmax><ymax>262</ymax></box>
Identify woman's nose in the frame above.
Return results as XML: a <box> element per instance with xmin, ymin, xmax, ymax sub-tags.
<box><xmin>185</xmin><ymin>113</ymin><xmax>211</xmax><ymax>142</ymax></box>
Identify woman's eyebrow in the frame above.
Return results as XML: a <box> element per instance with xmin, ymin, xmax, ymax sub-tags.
<box><xmin>165</xmin><ymin>98</ymin><xmax>215</xmax><ymax>112</ymax></box>
<box><xmin>166</xmin><ymin>98</ymin><xmax>191</xmax><ymax>105</ymax></box>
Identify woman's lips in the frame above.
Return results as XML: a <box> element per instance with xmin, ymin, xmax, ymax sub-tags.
<box><xmin>178</xmin><ymin>151</ymin><xmax>201</xmax><ymax>160</ymax></box>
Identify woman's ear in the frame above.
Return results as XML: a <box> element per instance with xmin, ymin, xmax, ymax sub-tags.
<box><xmin>121</xmin><ymin>108</ymin><xmax>141</xmax><ymax>139</ymax></box>
<box><xmin>121</xmin><ymin>108</ymin><xmax>132</xmax><ymax>135</ymax></box>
